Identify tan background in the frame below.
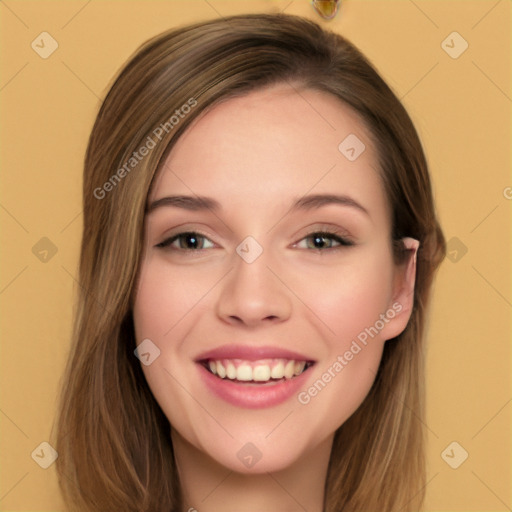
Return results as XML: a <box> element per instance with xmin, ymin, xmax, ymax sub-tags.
<box><xmin>1</xmin><ymin>0</ymin><xmax>510</xmax><ymax>510</ymax></box>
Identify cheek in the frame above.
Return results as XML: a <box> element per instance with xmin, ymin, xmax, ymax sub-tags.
<box><xmin>133</xmin><ymin>258</ymin><xmax>213</xmax><ymax>341</ymax></box>
<box><xmin>290</xmin><ymin>250</ymin><xmax>394</xmax><ymax>427</ymax></box>
<box><xmin>132</xmin><ymin>260</ymin><xmax>209</xmax><ymax>441</ymax></box>
<box><xmin>297</xmin><ymin>290</ymin><xmax>386</xmax><ymax>412</ymax></box>
<box><xmin>291</xmin><ymin>250</ymin><xmax>395</xmax><ymax>344</ymax></box>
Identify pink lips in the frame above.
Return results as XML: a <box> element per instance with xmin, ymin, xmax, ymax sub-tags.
<box><xmin>195</xmin><ymin>344</ymin><xmax>313</xmax><ymax>362</ymax></box>
<box><xmin>195</xmin><ymin>345</ymin><xmax>315</xmax><ymax>409</ymax></box>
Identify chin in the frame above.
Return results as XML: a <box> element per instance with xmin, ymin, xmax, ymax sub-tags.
<box><xmin>205</xmin><ymin>440</ymin><xmax>310</xmax><ymax>475</ymax></box>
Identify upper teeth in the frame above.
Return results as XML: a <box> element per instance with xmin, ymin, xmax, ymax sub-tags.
<box><xmin>207</xmin><ymin>359</ymin><xmax>307</xmax><ymax>382</ymax></box>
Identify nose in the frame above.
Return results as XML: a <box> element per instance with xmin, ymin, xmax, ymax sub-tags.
<box><xmin>215</xmin><ymin>249</ymin><xmax>293</xmax><ymax>327</ymax></box>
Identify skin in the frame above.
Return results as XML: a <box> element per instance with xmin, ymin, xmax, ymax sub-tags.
<box><xmin>133</xmin><ymin>83</ymin><xmax>418</xmax><ymax>511</ymax></box>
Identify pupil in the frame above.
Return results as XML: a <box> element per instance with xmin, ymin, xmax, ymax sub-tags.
<box><xmin>313</xmin><ymin>235</ymin><xmax>325</xmax><ymax>248</ymax></box>
<box><xmin>185</xmin><ymin>234</ymin><xmax>199</xmax><ymax>248</ymax></box>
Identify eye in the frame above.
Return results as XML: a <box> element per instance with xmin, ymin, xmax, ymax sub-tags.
<box><xmin>156</xmin><ymin>231</ymin><xmax>215</xmax><ymax>250</ymax></box>
<box><xmin>295</xmin><ymin>231</ymin><xmax>354</xmax><ymax>250</ymax></box>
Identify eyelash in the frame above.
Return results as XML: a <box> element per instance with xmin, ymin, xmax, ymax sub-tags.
<box><xmin>156</xmin><ymin>230</ymin><xmax>354</xmax><ymax>252</ymax></box>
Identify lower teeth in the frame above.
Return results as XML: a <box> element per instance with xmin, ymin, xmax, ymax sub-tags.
<box><xmin>211</xmin><ymin>372</ymin><xmax>299</xmax><ymax>383</ymax></box>
<box><xmin>226</xmin><ymin>377</ymin><xmax>287</xmax><ymax>384</ymax></box>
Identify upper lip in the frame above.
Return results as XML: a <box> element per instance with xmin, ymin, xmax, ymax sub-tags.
<box><xmin>195</xmin><ymin>344</ymin><xmax>315</xmax><ymax>362</ymax></box>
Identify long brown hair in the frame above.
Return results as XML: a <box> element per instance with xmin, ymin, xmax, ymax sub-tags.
<box><xmin>54</xmin><ymin>13</ymin><xmax>445</xmax><ymax>511</ymax></box>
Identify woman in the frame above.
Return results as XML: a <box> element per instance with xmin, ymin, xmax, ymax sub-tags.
<box><xmin>55</xmin><ymin>13</ymin><xmax>445</xmax><ymax>512</ymax></box>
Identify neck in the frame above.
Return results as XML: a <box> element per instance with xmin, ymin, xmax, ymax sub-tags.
<box><xmin>172</xmin><ymin>430</ymin><xmax>333</xmax><ymax>512</ymax></box>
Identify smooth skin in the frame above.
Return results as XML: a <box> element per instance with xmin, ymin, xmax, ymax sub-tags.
<box><xmin>133</xmin><ymin>83</ymin><xmax>418</xmax><ymax>511</ymax></box>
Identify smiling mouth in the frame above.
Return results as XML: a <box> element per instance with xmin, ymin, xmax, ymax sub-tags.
<box><xmin>200</xmin><ymin>358</ymin><xmax>314</xmax><ymax>384</ymax></box>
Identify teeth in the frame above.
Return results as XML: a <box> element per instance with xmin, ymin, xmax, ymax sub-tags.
<box><xmin>253</xmin><ymin>365</ymin><xmax>271</xmax><ymax>381</ymax></box>
<box><xmin>205</xmin><ymin>358</ymin><xmax>309</xmax><ymax>383</ymax></box>
<box><xmin>294</xmin><ymin>361</ymin><xmax>306</xmax><ymax>375</ymax></box>
<box><xmin>271</xmin><ymin>362</ymin><xmax>285</xmax><ymax>379</ymax></box>
<box><xmin>237</xmin><ymin>364</ymin><xmax>252</xmax><ymax>381</ymax></box>
<box><xmin>216</xmin><ymin>361</ymin><xmax>226</xmax><ymax>378</ymax></box>
<box><xmin>284</xmin><ymin>360</ymin><xmax>295</xmax><ymax>379</ymax></box>
<box><xmin>226</xmin><ymin>362</ymin><xmax>237</xmax><ymax>379</ymax></box>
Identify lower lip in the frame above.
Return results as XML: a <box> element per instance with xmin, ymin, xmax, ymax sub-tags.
<box><xmin>197</xmin><ymin>363</ymin><xmax>312</xmax><ymax>409</ymax></box>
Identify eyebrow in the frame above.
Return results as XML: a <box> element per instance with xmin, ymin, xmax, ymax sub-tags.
<box><xmin>147</xmin><ymin>195</ymin><xmax>220</xmax><ymax>213</ymax></box>
<box><xmin>291</xmin><ymin>193</ymin><xmax>369</xmax><ymax>216</ymax></box>
<box><xmin>147</xmin><ymin>193</ymin><xmax>369</xmax><ymax>216</ymax></box>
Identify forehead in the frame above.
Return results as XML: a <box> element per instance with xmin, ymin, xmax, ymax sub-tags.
<box><xmin>150</xmin><ymin>83</ymin><xmax>389</xmax><ymax>224</ymax></box>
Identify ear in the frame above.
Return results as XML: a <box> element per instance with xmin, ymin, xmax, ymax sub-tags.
<box><xmin>380</xmin><ymin>237</ymin><xmax>419</xmax><ymax>341</ymax></box>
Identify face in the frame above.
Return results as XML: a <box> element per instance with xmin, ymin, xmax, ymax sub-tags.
<box><xmin>132</xmin><ymin>83</ymin><xmax>417</xmax><ymax>474</ymax></box>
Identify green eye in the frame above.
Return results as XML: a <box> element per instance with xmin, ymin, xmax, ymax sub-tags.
<box><xmin>297</xmin><ymin>232</ymin><xmax>354</xmax><ymax>250</ymax></box>
<box><xmin>157</xmin><ymin>232</ymin><xmax>215</xmax><ymax>250</ymax></box>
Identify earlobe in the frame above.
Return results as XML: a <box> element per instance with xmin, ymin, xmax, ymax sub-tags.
<box><xmin>381</xmin><ymin>237</ymin><xmax>420</xmax><ymax>341</ymax></box>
